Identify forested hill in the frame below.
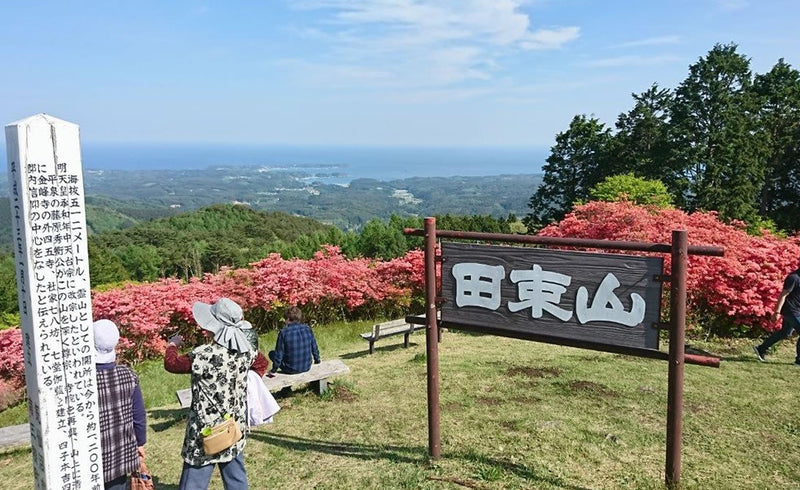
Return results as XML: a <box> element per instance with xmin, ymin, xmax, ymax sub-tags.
<box><xmin>88</xmin><ymin>204</ymin><xmax>338</xmax><ymax>283</ymax></box>
<box><xmin>0</xmin><ymin>169</ymin><xmax>542</xmax><ymax>250</ymax></box>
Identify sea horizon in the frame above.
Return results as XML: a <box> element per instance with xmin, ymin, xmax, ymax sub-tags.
<box><xmin>3</xmin><ymin>142</ymin><xmax>548</xmax><ymax>183</ymax></box>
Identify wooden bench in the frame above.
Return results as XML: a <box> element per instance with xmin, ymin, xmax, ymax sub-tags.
<box><xmin>176</xmin><ymin>358</ymin><xmax>350</xmax><ymax>408</ymax></box>
<box><xmin>360</xmin><ymin>319</ymin><xmax>425</xmax><ymax>354</ymax></box>
<box><xmin>0</xmin><ymin>423</ymin><xmax>30</xmax><ymax>449</ymax></box>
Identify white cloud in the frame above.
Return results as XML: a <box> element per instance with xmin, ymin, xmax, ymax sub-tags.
<box><xmin>285</xmin><ymin>0</ymin><xmax>579</xmax><ymax>87</ymax></box>
<box><xmin>611</xmin><ymin>35</ymin><xmax>681</xmax><ymax>49</ymax></box>
<box><xmin>520</xmin><ymin>27</ymin><xmax>581</xmax><ymax>50</ymax></box>
<box><xmin>584</xmin><ymin>54</ymin><xmax>681</xmax><ymax>68</ymax></box>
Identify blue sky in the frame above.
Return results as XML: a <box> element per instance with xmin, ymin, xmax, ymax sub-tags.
<box><xmin>2</xmin><ymin>0</ymin><xmax>798</xmax><ymax>147</ymax></box>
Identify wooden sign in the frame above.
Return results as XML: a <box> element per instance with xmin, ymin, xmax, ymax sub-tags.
<box><xmin>441</xmin><ymin>242</ymin><xmax>663</xmax><ymax>350</ymax></box>
<box><xmin>5</xmin><ymin>114</ymin><xmax>103</xmax><ymax>489</ymax></box>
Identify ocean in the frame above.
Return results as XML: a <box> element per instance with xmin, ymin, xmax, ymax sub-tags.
<box><xmin>73</xmin><ymin>143</ymin><xmax>548</xmax><ymax>182</ymax></box>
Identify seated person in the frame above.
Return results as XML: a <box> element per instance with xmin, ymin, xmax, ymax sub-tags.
<box><xmin>268</xmin><ymin>307</ymin><xmax>320</xmax><ymax>375</ymax></box>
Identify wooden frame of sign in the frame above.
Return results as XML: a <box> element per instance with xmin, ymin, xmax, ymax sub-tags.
<box><xmin>404</xmin><ymin>220</ymin><xmax>724</xmax><ymax>488</ymax></box>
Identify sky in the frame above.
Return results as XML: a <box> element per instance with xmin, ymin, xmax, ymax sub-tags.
<box><xmin>2</xmin><ymin>0</ymin><xmax>799</xmax><ymax>148</ymax></box>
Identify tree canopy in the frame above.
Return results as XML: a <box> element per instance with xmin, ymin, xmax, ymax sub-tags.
<box><xmin>527</xmin><ymin>43</ymin><xmax>800</xmax><ymax>233</ymax></box>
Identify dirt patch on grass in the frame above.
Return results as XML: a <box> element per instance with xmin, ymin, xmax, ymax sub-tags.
<box><xmin>506</xmin><ymin>366</ymin><xmax>563</xmax><ymax>378</ymax></box>
<box><xmin>685</xmin><ymin>402</ymin><xmax>711</xmax><ymax>415</ymax></box>
<box><xmin>428</xmin><ymin>475</ymin><xmax>488</xmax><ymax>489</ymax></box>
<box><xmin>500</xmin><ymin>420</ymin><xmax>520</xmax><ymax>431</ymax></box>
<box><xmin>510</xmin><ymin>395</ymin><xmax>541</xmax><ymax>404</ymax></box>
<box><xmin>330</xmin><ymin>384</ymin><xmax>358</xmax><ymax>403</ymax></box>
<box><xmin>565</xmin><ymin>380</ymin><xmax>618</xmax><ymax>398</ymax></box>
<box><xmin>443</xmin><ymin>401</ymin><xmax>465</xmax><ymax>411</ymax></box>
<box><xmin>476</xmin><ymin>397</ymin><xmax>502</xmax><ymax>406</ymax></box>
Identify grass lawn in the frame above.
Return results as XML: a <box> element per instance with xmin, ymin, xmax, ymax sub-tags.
<box><xmin>1</xmin><ymin>320</ymin><xmax>799</xmax><ymax>489</ymax></box>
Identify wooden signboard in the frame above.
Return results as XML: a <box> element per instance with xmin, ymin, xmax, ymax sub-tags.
<box><xmin>441</xmin><ymin>242</ymin><xmax>663</xmax><ymax>350</ymax></box>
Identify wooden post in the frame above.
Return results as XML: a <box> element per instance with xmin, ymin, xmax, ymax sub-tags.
<box><xmin>424</xmin><ymin>217</ymin><xmax>441</xmax><ymax>460</ymax></box>
<box><xmin>666</xmin><ymin>230</ymin><xmax>687</xmax><ymax>487</ymax></box>
<box><xmin>5</xmin><ymin>114</ymin><xmax>104</xmax><ymax>489</ymax></box>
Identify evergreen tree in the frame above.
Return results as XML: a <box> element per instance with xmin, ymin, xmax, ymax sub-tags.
<box><xmin>752</xmin><ymin>58</ymin><xmax>800</xmax><ymax>231</ymax></box>
<box><xmin>611</xmin><ymin>84</ymin><xmax>675</xmax><ymax>183</ymax></box>
<box><xmin>670</xmin><ymin>43</ymin><xmax>764</xmax><ymax>221</ymax></box>
<box><xmin>88</xmin><ymin>243</ymin><xmax>129</xmax><ymax>286</ymax></box>
<box><xmin>526</xmin><ymin>115</ymin><xmax>612</xmax><ymax>228</ymax></box>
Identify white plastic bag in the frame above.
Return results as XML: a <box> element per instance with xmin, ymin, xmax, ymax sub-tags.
<box><xmin>247</xmin><ymin>370</ymin><xmax>281</xmax><ymax>426</ymax></box>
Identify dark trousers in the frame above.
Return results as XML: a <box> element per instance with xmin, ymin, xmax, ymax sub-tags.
<box><xmin>758</xmin><ymin>314</ymin><xmax>800</xmax><ymax>363</ymax></box>
<box><xmin>105</xmin><ymin>474</ymin><xmax>128</xmax><ymax>490</ymax></box>
<box><xmin>268</xmin><ymin>350</ymin><xmax>302</xmax><ymax>374</ymax></box>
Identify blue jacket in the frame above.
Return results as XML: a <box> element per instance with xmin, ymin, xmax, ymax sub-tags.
<box><xmin>269</xmin><ymin>322</ymin><xmax>320</xmax><ymax>374</ymax></box>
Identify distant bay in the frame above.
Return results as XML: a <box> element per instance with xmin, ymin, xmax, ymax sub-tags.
<box><xmin>74</xmin><ymin>143</ymin><xmax>547</xmax><ymax>183</ymax></box>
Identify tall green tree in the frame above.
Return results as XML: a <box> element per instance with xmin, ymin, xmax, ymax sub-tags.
<box><xmin>88</xmin><ymin>243</ymin><xmax>129</xmax><ymax>286</ymax></box>
<box><xmin>611</xmin><ymin>84</ymin><xmax>675</xmax><ymax>183</ymax></box>
<box><xmin>752</xmin><ymin>58</ymin><xmax>800</xmax><ymax>231</ymax></box>
<box><xmin>670</xmin><ymin>43</ymin><xmax>764</xmax><ymax>221</ymax></box>
<box><xmin>526</xmin><ymin>115</ymin><xmax>612</xmax><ymax>228</ymax></box>
<box><xmin>354</xmin><ymin>219</ymin><xmax>408</xmax><ymax>260</ymax></box>
<box><xmin>117</xmin><ymin>244</ymin><xmax>162</xmax><ymax>282</ymax></box>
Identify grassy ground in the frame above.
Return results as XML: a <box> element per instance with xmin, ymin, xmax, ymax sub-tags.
<box><xmin>1</xmin><ymin>321</ymin><xmax>799</xmax><ymax>489</ymax></box>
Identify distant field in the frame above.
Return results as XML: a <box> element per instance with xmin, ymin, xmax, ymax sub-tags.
<box><xmin>1</xmin><ymin>321</ymin><xmax>798</xmax><ymax>489</ymax></box>
<box><xmin>0</xmin><ymin>168</ymin><xmax>543</xmax><ymax>250</ymax></box>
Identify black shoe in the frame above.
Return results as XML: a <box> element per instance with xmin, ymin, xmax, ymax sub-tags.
<box><xmin>753</xmin><ymin>345</ymin><xmax>765</xmax><ymax>362</ymax></box>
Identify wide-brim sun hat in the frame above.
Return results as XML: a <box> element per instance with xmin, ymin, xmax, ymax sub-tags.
<box><xmin>93</xmin><ymin>319</ymin><xmax>120</xmax><ymax>363</ymax></box>
<box><xmin>192</xmin><ymin>298</ymin><xmax>254</xmax><ymax>353</ymax></box>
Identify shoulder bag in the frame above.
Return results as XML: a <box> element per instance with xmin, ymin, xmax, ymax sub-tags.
<box><xmin>198</xmin><ymin>378</ymin><xmax>243</xmax><ymax>455</ymax></box>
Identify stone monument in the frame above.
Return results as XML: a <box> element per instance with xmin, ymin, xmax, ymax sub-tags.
<box><xmin>5</xmin><ymin>114</ymin><xmax>103</xmax><ymax>489</ymax></box>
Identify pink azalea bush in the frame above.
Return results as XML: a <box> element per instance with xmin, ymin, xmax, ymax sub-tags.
<box><xmin>0</xmin><ymin>247</ymin><xmax>424</xmax><ymax>403</ymax></box>
<box><xmin>539</xmin><ymin>201</ymin><xmax>800</xmax><ymax>335</ymax></box>
<box><xmin>91</xmin><ymin>246</ymin><xmax>424</xmax><ymax>363</ymax></box>
<box><xmin>0</xmin><ymin>328</ymin><xmax>25</xmax><ymax>390</ymax></box>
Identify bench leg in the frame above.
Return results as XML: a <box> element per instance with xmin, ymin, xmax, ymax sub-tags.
<box><xmin>404</xmin><ymin>332</ymin><xmax>410</xmax><ymax>348</ymax></box>
<box><xmin>369</xmin><ymin>340</ymin><xmax>375</xmax><ymax>355</ymax></box>
<box><xmin>312</xmin><ymin>378</ymin><xmax>328</xmax><ymax>395</ymax></box>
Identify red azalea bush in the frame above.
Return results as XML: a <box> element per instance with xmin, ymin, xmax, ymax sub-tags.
<box><xmin>0</xmin><ymin>378</ymin><xmax>23</xmax><ymax>411</ymax></box>
<box><xmin>0</xmin><ymin>328</ymin><xmax>25</xmax><ymax>390</ymax></box>
<box><xmin>0</xmin><ymin>247</ymin><xmax>424</xmax><ymax>392</ymax></box>
<box><xmin>539</xmin><ymin>201</ymin><xmax>800</xmax><ymax>336</ymax></box>
<box><xmin>92</xmin><ymin>246</ymin><xmax>425</xmax><ymax>363</ymax></box>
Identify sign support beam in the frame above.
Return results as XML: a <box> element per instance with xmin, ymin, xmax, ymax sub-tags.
<box><xmin>424</xmin><ymin>217</ymin><xmax>441</xmax><ymax>460</ymax></box>
<box><xmin>666</xmin><ymin>230</ymin><xmax>688</xmax><ymax>487</ymax></box>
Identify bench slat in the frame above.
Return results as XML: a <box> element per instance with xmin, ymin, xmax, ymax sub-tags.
<box><xmin>360</xmin><ymin>318</ymin><xmax>425</xmax><ymax>353</ymax></box>
<box><xmin>176</xmin><ymin>358</ymin><xmax>349</xmax><ymax>408</ymax></box>
<box><xmin>0</xmin><ymin>423</ymin><xmax>30</xmax><ymax>449</ymax></box>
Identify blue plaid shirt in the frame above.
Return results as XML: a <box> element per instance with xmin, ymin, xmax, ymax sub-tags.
<box><xmin>270</xmin><ymin>322</ymin><xmax>320</xmax><ymax>374</ymax></box>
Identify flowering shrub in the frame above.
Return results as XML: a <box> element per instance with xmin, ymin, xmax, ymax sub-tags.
<box><xmin>0</xmin><ymin>247</ymin><xmax>425</xmax><ymax>394</ymax></box>
<box><xmin>0</xmin><ymin>377</ymin><xmax>22</xmax><ymax>411</ymax></box>
<box><xmin>539</xmin><ymin>201</ymin><xmax>800</xmax><ymax>336</ymax></box>
<box><xmin>0</xmin><ymin>328</ymin><xmax>25</xmax><ymax>389</ymax></box>
<box><xmin>91</xmin><ymin>246</ymin><xmax>425</xmax><ymax>363</ymax></box>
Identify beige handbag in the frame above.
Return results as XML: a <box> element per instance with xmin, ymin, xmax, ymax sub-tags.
<box><xmin>198</xmin><ymin>378</ymin><xmax>243</xmax><ymax>456</ymax></box>
<box><xmin>202</xmin><ymin>416</ymin><xmax>243</xmax><ymax>455</ymax></box>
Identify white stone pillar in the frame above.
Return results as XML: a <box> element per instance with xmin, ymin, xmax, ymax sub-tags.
<box><xmin>5</xmin><ymin>114</ymin><xmax>103</xmax><ymax>489</ymax></box>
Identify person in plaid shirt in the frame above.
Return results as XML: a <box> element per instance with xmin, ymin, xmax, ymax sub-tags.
<box><xmin>93</xmin><ymin>319</ymin><xmax>147</xmax><ymax>490</ymax></box>
<box><xmin>268</xmin><ymin>307</ymin><xmax>320</xmax><ymax>375</ymax></box>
